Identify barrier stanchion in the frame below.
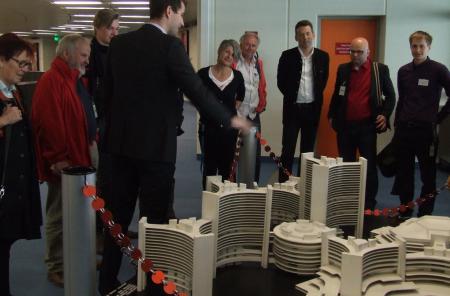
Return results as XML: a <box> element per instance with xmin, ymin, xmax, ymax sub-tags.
<box><xmin>62</xmin><ymin>166</ymin><xmax>96</xmax><ymax>296</ymax></box>
<box><xmin>237</xmin><ymin>126</ymin><xmax>258</xmax><ymax>188</ymax></box>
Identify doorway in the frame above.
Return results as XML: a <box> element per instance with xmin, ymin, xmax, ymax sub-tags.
<box><xmin>316</xmin><ymin>18</ymin><xmax>379</xmax><ymax>158</ymax></box>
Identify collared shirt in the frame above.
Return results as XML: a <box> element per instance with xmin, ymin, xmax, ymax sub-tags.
<box><xmin>148</xmin><ymin>22</ymin><xmax>167</xmax><ymax>34</ymax></box>
<box><xmin>0</xmin><ymin>80</ymin><xmax>16</xmax><ymax>99</ymax></box>
<box><xmin>397</xmin><ymin>57</ymin><xmax>450</xmax><ymax>124</ymax></box>
<box><xmin>346</xmin><ymin>59</ymin><xmax>372</xmax><ymax>121</ymax></box>
<box><xmin>236</xmin><ymin>55</ymin><xmax>260</xmax><ymax>119</ymax></box>
<box><xmin>297</xmin><ymin>47</ymin><xmax>315</xmax><ymax>103</ymax></box>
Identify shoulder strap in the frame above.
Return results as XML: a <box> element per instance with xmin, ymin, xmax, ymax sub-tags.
<box><xmin>0</xmin><ymin>91</ymin><xmax>18</xmax><ymax>200</ymax></box>
<box><xmin>0</xmin><ymin>125</ymin><xmax>12</xmax><ymax>199</ymax></box>
<box><xmin>373</xmin><ymin>62</ymin><xmax>382</xmax><ymax>107</ymax></box>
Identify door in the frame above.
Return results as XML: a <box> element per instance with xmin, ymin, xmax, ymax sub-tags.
<box><xmin>316</xmin><ymin>18</ymin><xmax>378</xmax><ymax>157</ymax></box>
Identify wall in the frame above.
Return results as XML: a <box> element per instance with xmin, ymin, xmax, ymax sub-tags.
<box><xmin>200</xmin><ymin>0</ymin><xmax>450</xmax><ymax>156</ymax></box>
<box><xmin>189</xmin><ymin>26</ymin><xmax>199</xmax><ymax>70</ymax></box>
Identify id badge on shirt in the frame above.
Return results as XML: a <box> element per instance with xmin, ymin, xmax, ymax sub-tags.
<box><xmin>418</xmin><ymin>79</ymin><xmax>429</xmax><ymax>86</ymax></box>
<box><xmin>339</xmin><ymin>86</ymin><xmax>346</xmax><ymax>96</ymax></box>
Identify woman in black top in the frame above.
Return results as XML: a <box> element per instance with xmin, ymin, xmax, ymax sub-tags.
<box><xmin>198</xmin><ymin>39</ymin><xmax>245</xmax><ymax>188</ymax></box>
<box><xmin>0</xmin><ymin>33</ymin><xmax>42</xmax><ymax>295</ymax></box>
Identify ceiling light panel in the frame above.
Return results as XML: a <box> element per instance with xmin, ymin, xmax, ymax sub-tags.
<box><xmin>53</xmin><ymin>1</ymin><xmax>102</xmax><ymax>4</ymax></box>
<box><xmin>111</xmin><ymin>1</ymin><xmax>148</xmax><ymax>4</ymax></box>
<box><xmin>116</xmin><ymin>7</ymin><xmax>149</xmax><ymax>10</ymax></box>
<box><xmin>65</xmin><ymin>6</ymin><xmax>105</xmax><ymax>9</ymax></box>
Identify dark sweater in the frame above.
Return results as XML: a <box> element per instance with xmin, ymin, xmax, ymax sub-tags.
<box><xmin>197</xmin><ymin>67</ymin><xmax>245</xmax><ymax>126</ymax></box>
<box><xmin>396</xmin><ymin>58</ymin><xmax>450</xmax><ymax>124</ymax></box>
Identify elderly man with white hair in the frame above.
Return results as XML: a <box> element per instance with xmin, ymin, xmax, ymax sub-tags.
<box><xmin>31</xmin><ymin>34</ymin><xmax>97</xmax><ymax>287</ymax></box>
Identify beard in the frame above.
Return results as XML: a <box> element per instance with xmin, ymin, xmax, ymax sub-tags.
<box><xmin>78</xmin><ymin>65</ymin><xmax>86</xmax><ymax>77</ymax></box>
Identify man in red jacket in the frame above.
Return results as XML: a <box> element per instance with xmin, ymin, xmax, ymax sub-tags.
<box><xmin>31</xmin><ymin>34</ymin><xmax>97</xmax><ymax>287</ymax></box>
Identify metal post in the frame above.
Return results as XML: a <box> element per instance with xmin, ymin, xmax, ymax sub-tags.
<box><xmin>62</xmin><ymin>166</ymin><xmax>96</xmax><ymax>296</ymax></box>
<box><xmin>238</xmin><ymin>126</ymin><xmax>258</xmax><ymax>188</ymax></box>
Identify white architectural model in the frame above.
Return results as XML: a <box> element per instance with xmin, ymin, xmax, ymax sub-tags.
<box><xmin>134</xmin><ymin>170</ymin><xmax>447</xmax><ymax>295</ymax></box>
<box><xmin>300</xmin><ymin>153</ymin><xmax>367</xmax><ymax>238</ymax></box>
<box><xmin>298</xmin><ymin>216</ymin><xmax>450</xmax><ymax>296</ymax></box>
<box><xmin>372</xmin><ymin>215</ymin><xmax>450</xmax><ymax>253</ymax></box>
<box><xmin>202</xmin><ymin>181</ymin><xmax>271</xmax><ymax>270</ymax></box>
<box><xmin>268</xmin><ymin>179</ymin><xmax>301</xmax><ymax>227</ymax></box>
<box><xmin>406</xmin><ymin>240</ymin><xmax>450</xmax><ymax>295</ymax></box>
<box><xmin>204</xmin><ymin>176</ymin><xmax>302</xmax><ymax>268</ymax></box>
<box><xmin>272</xmin><ymin>220</ymin><xmax>335</xmax><ymax>275</ymax></box>
<box><xmin>299</xmin><ymin>153</ymin><xmax>322</xmax><ymax>220</ymax></box>
<box><xmin>137</xmin><ymin>218</ymin><xmax>214</xmax><ymax>296</ymax></box>
<box><xmin>297</xmin><ymin>235</ymin><xmax>415</xmax><ymax>296</ymax></box>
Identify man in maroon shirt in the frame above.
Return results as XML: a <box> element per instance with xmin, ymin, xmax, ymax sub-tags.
<box><xmin>328</xmin><ymin>37</ymin><xmax>396</xmax><ymax>210</ymax></box>
<box><xmin>392</xmin><ymin>31</ymin><xmax>450</xmax><ymax>218</ymax></box>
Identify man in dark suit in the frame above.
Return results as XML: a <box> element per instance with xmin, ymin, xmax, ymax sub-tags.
<box><xmin>328</xmin><ymin>37</ymin><xmax>395</xmax><ymax>210</ymax></box>
<box><xmin>277</xmin><ymin>20</ymin><xmax>329</xmax><ymax>182</ymax></box>
<box><xmin>98</xmin><ymin>0</ymin><xmax>250</xmax><ymax>294</ymax></box>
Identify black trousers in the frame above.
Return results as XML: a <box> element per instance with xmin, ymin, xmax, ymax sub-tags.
<box><xmin>96</xmin><ymin>152</ymin><xmax>113</xmax><ymax>233</ymax></box>
<box><xmin>336</xmin><ymin>120</ymin><xmax>378</xmax><ymax>210</ymax></box>
<box><xmin>279</xmin><ymin>103</ymin><xmax>318</xmax><ymax>182</ymax></box>
<box><xmin>202</xmin><ymin>125</ymin><xmax>238</xmax><ymax>188</ymax></box>
<box><xmin>392</xmin><ymin>123</ymin><xmax>437</xmax><ymax>216</ymax></box>
<box><xmin>98</xmin><ymin>155</ymin><xmax>175</xmax><ymax>295</ymax></box>
<box><xmin>0</xmin><ymin>239</ymin><xmax>15</xmax><ymax>296</ymax></box>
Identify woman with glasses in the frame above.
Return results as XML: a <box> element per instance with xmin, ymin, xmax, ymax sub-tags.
<box><xmin>0</xmin><ymin>33</ymin><xmax>42</xmax><ymax>295</ymax></box>
<box><xmin>198</xmin><ymin>39</ymin><xmax>245</xmax><ymax>188</ymax></box>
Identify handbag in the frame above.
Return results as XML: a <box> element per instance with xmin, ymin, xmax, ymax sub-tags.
<box><xmin>377</xmin><ymin>140</ymin><xmax>397</xmax><ymax>177</ymax></box>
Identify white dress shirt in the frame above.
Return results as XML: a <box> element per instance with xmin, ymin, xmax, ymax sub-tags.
<box><xmin>296</xmin><ymin>47</ymin><xmax>315</xmax><ymax>104</ymax></box>
<box><xmin>236</xmin><ymin>56</ymin><xmax>260</xmax><ymax>119</ymax></box>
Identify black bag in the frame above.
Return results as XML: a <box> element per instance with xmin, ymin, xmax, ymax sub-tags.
<box><xmin>377</xmin><ymin>141</ymin><xmax>397</xmax><ymax>177</ymax></box>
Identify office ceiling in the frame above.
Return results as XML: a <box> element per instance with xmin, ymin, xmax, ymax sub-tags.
<box><xmin>0</xmin><ymin>0</ymin><xmax>197</xmax><ymax>37</ymax></box>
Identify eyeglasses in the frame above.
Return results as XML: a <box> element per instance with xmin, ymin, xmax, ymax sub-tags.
<box><xmin>350</xmin><ymin>49</ymin><xmax>366</xmax><ymax>55</ymax></box>
<box><xmin>10</xmin><ymin>57</ymin><xmax>32</xmax><ymax>69</ymax></box>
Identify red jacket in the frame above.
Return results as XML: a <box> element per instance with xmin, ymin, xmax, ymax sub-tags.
<box><xmin>31</xmin><ymin>57</ymin><xmax>92</xmax><ymax>182</ymax></box>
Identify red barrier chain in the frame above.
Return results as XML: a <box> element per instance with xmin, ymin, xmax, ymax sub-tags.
<box><xmin>364</xmin><ymin>179</ymin><xmax>449</xmax><ymax>217</ymax></box>
<box><xmin>82</xmin><ymin>184</ymin><xmax>187</xmax><ymax>296</ymax></box>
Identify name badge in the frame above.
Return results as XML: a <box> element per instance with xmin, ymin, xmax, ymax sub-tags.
<box><xmin>339</xmin><ymin>86</ymin><xmax>346</xmax><ymax>96</ymax></box>
<box><xmin>418</xmin><ymin>79</ymin><xmax>429</xmax><ymax>86</ymax></box>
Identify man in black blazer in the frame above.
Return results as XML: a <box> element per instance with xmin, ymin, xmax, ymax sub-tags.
<box><xmin>328</xmin><ymin>37</ymin><xmax>395</xmax><ymax>210</ymax></box>
<box><xmin>98</xmin><ymin>0</ymin><xmax>250</xmax><ymax>294</ymax></box>
<box><xmin>277</xmin><ymin>20</ymin><xmax>329</xmax><ymax>182</ymax></box>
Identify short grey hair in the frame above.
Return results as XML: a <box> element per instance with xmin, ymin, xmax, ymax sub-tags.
<box><xmin>239</xmin><ymin>32</ymin><xmax>260</xmax><ymax>46</ymax></box>
<box><xmin>218</xmin><ymin>39</ymin><xmax>239</xmax><ymax>59</ymax></box>
<box><xmin>56</xmin><ymin>34</ymin><xmax>89</xmax><ymax>58</ymax></box>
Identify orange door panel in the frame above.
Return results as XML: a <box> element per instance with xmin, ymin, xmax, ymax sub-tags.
<box><xmin>317</xmin><ymin>18</ymin><xmax>378</xmax><ymax>157</ymax></box>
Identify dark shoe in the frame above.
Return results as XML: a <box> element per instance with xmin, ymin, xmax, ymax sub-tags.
<box><xmin>96</xmin><ymin>259</ymin><xmax>102</xmax><ymax>270</ymax></box>
<box><xmin>127</xmin><ymin>230</ymin><xmax>138</xmax><ymax>239</ymax></box>
<box><xmin>47</xmin><ymin>272</ymin><xmax>64</xmax><ymax>288</ymax></box>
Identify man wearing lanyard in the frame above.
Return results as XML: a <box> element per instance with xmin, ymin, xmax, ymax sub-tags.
<box><xmin>328</xmin><ymin>37</ymin><xmax>395</xmax><ymax>210</ymax></box>
<box><xmin>392</xmin><ymin>31</ymin><xmax>450</xmax><ymax>218</ymax></box>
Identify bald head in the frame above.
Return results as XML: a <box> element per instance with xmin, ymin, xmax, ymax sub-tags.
<box><xmin>350</xmin><ymin>37</ymin><xmax>370</xmax><ymax>68</ymax></box>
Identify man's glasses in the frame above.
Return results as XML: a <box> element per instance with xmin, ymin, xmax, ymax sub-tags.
<box><xmin>349</xmin><ymin>49</ymin><xmax>366</xmax><ymax>55</ymax></box>
<box><xmin>11</xmin><ymin>57</ymin><xmax>32</xmax><ymax>69</ymax></box>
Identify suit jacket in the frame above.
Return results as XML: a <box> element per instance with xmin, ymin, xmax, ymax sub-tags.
<box><xmin>277</xmin><ymin>47</ymin><xmax>329</xmax><ymax>125</ymax></box>
<box><xmin>103</xmin><ymin>24</ymin><xmax>232</xmax><ymax>162</ymax></box>
<box><xmin>328</xmin><ymin>61</ymin><xmax>396</xmax><ymax>132</ymax></box>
